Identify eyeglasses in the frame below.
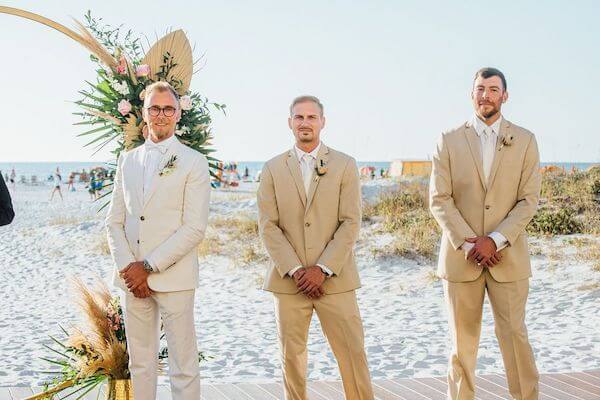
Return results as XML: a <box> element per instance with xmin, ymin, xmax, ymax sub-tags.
<box><xmin>145</xmin><ymin>106</ymin><xmax>177</xmax><ymax>117</ymax></box>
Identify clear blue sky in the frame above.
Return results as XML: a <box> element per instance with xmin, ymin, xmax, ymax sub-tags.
<box><xmin>1</xmin><ymin>0</ymin><xmax>598</xmax><ymax>162</ymax></box>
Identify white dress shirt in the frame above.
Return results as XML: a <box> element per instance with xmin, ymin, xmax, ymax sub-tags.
<box><xmin>287</xmin><ymin>142</ymin><xmax>333</xmax><ymax>278</ymax></box>
<box><xmin>462</xmin><ymin>115</ymin><xmax>508</xmax><ymax>254</ymax></box>
<box><xmin>142</xmin><ymin>135</ymin><xmax>177</xmax><ymax>197</ymax></box>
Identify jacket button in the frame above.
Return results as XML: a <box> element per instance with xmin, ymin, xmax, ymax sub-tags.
<box><xmin>485</xmin><ymin>205</ymin><xmax>491</xmax><ymax>210</ymax></box>
<box><xmin>140</xmin><ymin>216</ymin><xmax>145</xmax><ymax>221</ymax></box>
<box><xmin>305</xmin><ymin>222</ymin><xmax>310</xmax><ymax>227</ymax></box>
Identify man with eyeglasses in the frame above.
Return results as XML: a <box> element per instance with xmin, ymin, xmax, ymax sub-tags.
<box><xmin>106</xmin><ymin>81</ymin><xmax>211</xmax><ymax>399</ymax></box>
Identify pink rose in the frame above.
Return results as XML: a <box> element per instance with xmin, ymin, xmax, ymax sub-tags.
<box><xmin>117</xmin><ymin>99</ymin><xmax>132</xmax><ymax>116</ymax></box>
<box><xmin>116</xmin><ymin>56</ymin><xmax>127</xmax><ymax>75</ymax></box>
<box><xmin>135</xmin><ymin>64</ymin><xmax>151</xmax><ymax>77</ymax></box>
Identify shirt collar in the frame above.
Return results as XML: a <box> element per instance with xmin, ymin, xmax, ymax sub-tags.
<box><xmin>471</xmin><ymin>114</ymin><xmax>503</xmax><ymax>137</ymax></box>
<box><xmin>144</xmin><ymin>134</ymin><xmax>177</xmax><ymax>153</ymax></box>
<box><xmin>294</xmin><ymin>142</ymin><xmax>321</xmax><ymax>161</ymax></box>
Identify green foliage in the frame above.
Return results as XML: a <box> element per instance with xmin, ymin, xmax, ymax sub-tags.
<box><xmin>366</xmin><ymin>183</ymin><xmax>440</xmax><ymax>260</ymax></box>
<box><xmin>527</xmin><ymin>207</ymin><xmax>582</xmax><ymax>235</ymax></box>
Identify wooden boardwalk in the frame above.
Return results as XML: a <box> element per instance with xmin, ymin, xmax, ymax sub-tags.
<box><xmin>1</xmin><ymin>370</ymin><xmax>599</xmax><ymax>399</ymax></box>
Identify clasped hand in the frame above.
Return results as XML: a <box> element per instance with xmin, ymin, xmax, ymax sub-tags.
<box><xmin>120</xmin><ymin>261</ymin><xmax>153</xmax><ymax>298</ymax></box>
<box><xmin>465</xmin><ymin>236</ymin><xmax>502</xmax><ymax>268</ymax></box>
<box><xmin>293</xmin><ymin>266</ymin><xmax>326</xmax><ymax>299</ymax></box>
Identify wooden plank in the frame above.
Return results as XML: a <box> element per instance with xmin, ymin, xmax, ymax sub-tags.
<box><xmin>390</xmin><ymin>378</ymin><xmax>446</xmax><ymax>400</ymax></box>
<box><xmin>540</xmin><ymin>375</ymin><xmax>598</xmax><ymax>400</ymax></box>
<box><xmin>543</xmin><ymin>374</ymin><xmax>600</xmax><ymax>399</ymax></box>
<box><xmin>569</xmin><ymin>372</ymin><xmax>600</xmax><ymax>387</ymax></box>
<box><xmin>474</xmin><ymin>376</ymin><xmax>511</xmax><ymax>399</ymax></box>
<box><xmin>308</xmin><ymin>381</ymin><xmax>345</xmax><ymax>400</ymax></box>
<box><xmin>251</xmin><ymin>383</ymin><xmax>285</xmax><ymax>399</ymax></box>
<box><xmin>211</xmin><ymin>383</ymin><xmax>254</xmax><ymax>399</ymax></box>
<box><xmin>415</xmin><ymin>377</ymin><xmax>448</xmax><ymax>394</ymax></box>
<box><xmin>578</xmin><ymin>371</ymin><xmax>600</xmax><ymax>385</ymax></box>
<box><xmin>370</xmin><ymin>381</ymin><xmax>408</xmax><ymax>400</ymax></box>
<box><xmin>8</xmin><ymin>387</ymin><xmax>32</xmax><ymax>400</ymax></box>
<box><xmin>234</xmin><ymin>383</ymin><xmax>279</xmax><ymax>399</ymax></box>
<box><xmin>378</xmin><ymin>379</ymin><xmax>429</xmax><ymax>399</ymax></box>
<box><xmin>201</xmin><ymin>384</ymin><xmax>230</xmax><ymax>400</ymax></box>
<box><xmin>486</xmin><ymin>373</ymin><xmax>575</xmax><ymax>400</ymax></box>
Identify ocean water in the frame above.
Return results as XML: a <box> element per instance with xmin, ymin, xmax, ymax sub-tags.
<box><xmin>0</xmin><ymin>161</ymin><xmax>596</xmax><ymax>182</ymax></box>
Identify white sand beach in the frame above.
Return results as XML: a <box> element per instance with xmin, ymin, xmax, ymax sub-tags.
<box><xmin>0</xmin><ymin>180</ymin><xmax>599</xmax><ymax>386</ymax></box>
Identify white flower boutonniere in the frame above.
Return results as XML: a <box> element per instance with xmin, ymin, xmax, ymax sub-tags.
<box><xmin>159</xmin><ymin>155</ymin><xmax>178</xmax><ymax>177</ymax></box>
<box><xmin>499</xmin><ymin>134</ymin><xmax>514</xmax><ymax>151</ymax></box>
<box><xmin>315</xmin><ymin>159</ymin><xmax>328</xmax><ymax>176</ymax></box>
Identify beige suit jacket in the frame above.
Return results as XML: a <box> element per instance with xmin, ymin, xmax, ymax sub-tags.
<box><xmin>258</xmin><ymin>144</ymin><xmax>362</xmax><ymax>294</ymax></box>
<box><xmin>429</xmin><ymin>119</ymin><xmax>541</xmax><ymax>283</ymax></box>
<box><xmin>106</xmin><ymin>138</ymin><xmax>211</xmax><ymax>292</ymax></box>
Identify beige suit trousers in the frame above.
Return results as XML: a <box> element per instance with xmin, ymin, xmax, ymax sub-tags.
<box><xmin>444</xmin><ymin>269</ymin><xmax>539</xmax><ymax>400</ymax></box>
<box><xmin>123</xmin><ymin>290</ymin><xmax>200</xmax><ymax>400</ymax></box>
<box><xmin>274</xmin><ymin>290</ymin><xmax>374</xmax><ymax>400</ymax></box>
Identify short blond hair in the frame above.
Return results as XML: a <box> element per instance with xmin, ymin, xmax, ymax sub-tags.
<box><xmin>143</xmin><ymin>81</ymin><xmax>180</xmax><ymax>107</ymax></box>
<box><xmin>290</xmin><ymin>95</ymin><xmax>324</xmax><ymax>116</ymax></box>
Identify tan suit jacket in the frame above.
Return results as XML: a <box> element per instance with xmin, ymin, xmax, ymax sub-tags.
<box><xmin>429</xmin><ymin>119</ymin><xmax>541</xmax><ymax>283</ymax></box>
<box><xmin>258</xmin><ymin>144</ymin><xmax>362</xmax><ymax>294</ymax></box>
<box><xmin>106</xmin><ymin>138</ymin><xmax>211</xmax><ymax>292</ymax></box>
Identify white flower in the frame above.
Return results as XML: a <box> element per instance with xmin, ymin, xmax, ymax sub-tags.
<box><xmin>111</xmin><ymin>80</ymin><xmax>130</xmax><ymax>96</ymax></box>
<box><xmin>179</xmin><ymin>95</ymin><xmax>193</xmax><ymax>110</ymax></box>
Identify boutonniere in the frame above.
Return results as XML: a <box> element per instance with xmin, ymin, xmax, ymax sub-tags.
<box><xmin>499</xmin><ymin>134</ymin><xmax>514</xmax><ymax>151</ymax></box>
<box><xmin>159</xmin><ymin>155</ymin><xmax>178</xmax><ymax>176</ymax></box>
<box><xmin>315</xmin><ymin>159</ymin><xmax>327</xmax><ymax>176</ymax></box>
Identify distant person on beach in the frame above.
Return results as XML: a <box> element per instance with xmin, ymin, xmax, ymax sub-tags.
<box><xmin>257</xmin><ymin>95</ymin><xmax>374</xmax><ymax>399</ymax></box>
<box><xmin>9</xmin><ymin>168</ymin><xmax>16</xmax><ymax>188</ymax></box>
<box><xmin>0</xmin><ymin>173</ymin><xmax>14</xmax><ymax>226</ymax></box>
<box><xmin>429</xmin><ymin>67</ymin><xmax>541</xmax><ymax>400</ymax></box>
<box><xmin>50</xmin><ymin>167</ymin><xmax>63</xmax><ymax>201</ymax></box>
<box><xmin>87</xmin><ymin>172</ymin><xmax>97</xmax><ymax>200</ymax></box>
<box><xmin>67</xmin><ymin>173</ymin><xmax>75</xmax><ymax>192</ymax></box>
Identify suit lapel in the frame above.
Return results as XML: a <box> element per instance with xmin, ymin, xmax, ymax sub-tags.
<box><xmin>305</xmin><ymin>145</ymin><xmax>329</xmax><ymax>214</ymax></box>
<box><xmin>143</xmin><ymin>139</ymin><xmax>178</xmax><ymax>209</ymax></box>
<box><xmin>487</xmin><ymin>119</ymin><xmax>510</xmax><ymax>191</ymax></box>
<box><xmin>286</xmin><ymin>150</ymin><xmax>307</xmax><ymax>207</ymax></box>
<box><xmin>464</xmin><ymin>122</ymin><xmax>487</xmax><ymax>190</ymax></box>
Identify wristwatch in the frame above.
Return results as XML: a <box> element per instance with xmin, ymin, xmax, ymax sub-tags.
<box><xmin>143</xmin><ymin>259</ymin><xmax>155</xmax><ymax>273</ymax></box>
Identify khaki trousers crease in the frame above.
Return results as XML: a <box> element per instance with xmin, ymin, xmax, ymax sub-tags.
<box><xmin>274</xmin><ymin>290</ymin><xmax>374</xmax><ymax>400</ymax></box>
<box><xmin>444</xmin><ymin>269</ymin><xmax>539</xmax><ymax>400</ymax></box>
<box><xmin>123</xmin><ymin>289</ymin><xmax>200</xmax><ymax>400</ymax></box>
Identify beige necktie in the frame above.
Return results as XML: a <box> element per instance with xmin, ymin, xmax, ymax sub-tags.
<box><xmin>301</xmin><ymin>154</ymin><xmax>314</xmax><ymax>194</ymax></box>
<box><xmin>482</xmin><ymin>127</ymin><xmax>495</xmax><ymax>183</ymax></box>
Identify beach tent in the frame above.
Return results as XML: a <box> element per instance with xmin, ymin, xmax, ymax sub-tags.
<box><xmin>389</xmin><ymin>159</ymin><xmax>432</xmax><ymax>178</ymax></box>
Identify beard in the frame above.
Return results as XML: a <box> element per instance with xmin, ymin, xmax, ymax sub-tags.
<box><xmin>478</xmin><ymin>103</ymin><xmax>501</xmax><ymax>120</ymax></box>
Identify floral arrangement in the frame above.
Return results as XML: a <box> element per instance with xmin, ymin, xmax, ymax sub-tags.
<box><xmin>74</xmin><ymin>11</ymin><xmax>224</xmax><ymax>178</ymax></box>
<box><xmin>28</xmin><ymin>278</ymin><xmax>207</xmax><ymax>399</ymax></box>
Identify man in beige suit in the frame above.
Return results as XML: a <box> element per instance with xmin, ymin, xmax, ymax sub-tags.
<box><xmin>257</xmin><ymin>95</ymin><xmax>374</xmax><ymax>400</ymax></box>
<box><xmin>429</xmin><ymin>68</ymin><xmax>541</xmax><ymax>400</ymax></box>
<box><xmin>106</xmin><ymin>81</ymin><xmax>211</xmax><ymax>399</ymax></box>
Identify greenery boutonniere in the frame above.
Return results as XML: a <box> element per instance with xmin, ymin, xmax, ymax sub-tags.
<box><xmin>159</xmin><ymin>155</ymin><xmax>178</xmax><ymax>176</ymax></box>
<box><xmin>315</xmin><ymin>159</ymin><xmax>327</xmax><ymax>176</ymax></box>
<box><xmin>499</xmin><ymin>134</ymin><xmax>514</xmax><ymax>151</ymax></box>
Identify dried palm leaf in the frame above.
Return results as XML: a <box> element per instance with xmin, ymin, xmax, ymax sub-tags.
<box><xmin>123</xmin><ymin>115</ymin><xmax>144</xmax><ymax>150</ymax></box>
<box><xmin>0</xmin><ymin>7</ymin><xmax>117</xmax><ymax>69</ymax></box>
<box><xmin>142</xmin><ymin>29</ymin><xmax>193</xmax><ymax>94</ymax></box>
